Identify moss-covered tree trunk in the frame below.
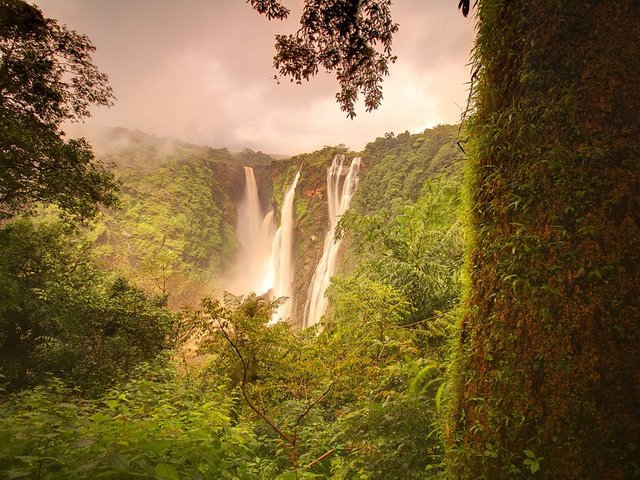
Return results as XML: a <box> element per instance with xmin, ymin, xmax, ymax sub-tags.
<box><xmin>450</xmin><ymin>1</ymin><xmax>640</xmax><ymax>478</ymax></box>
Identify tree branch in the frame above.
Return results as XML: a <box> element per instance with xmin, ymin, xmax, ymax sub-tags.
<box><xmin>216</xmin><ymin>318</ymin><xmax>294</xmax><ymax>446</ymax></box>
<box><xmin>292</xmin><ymin>380</ymin><xmax>335</xmax><ymax>446</ymax></box>
<box><xmin>306</xmin><ymin>448</ymin><xmax>336</xmax><ymax>470</ymax></box>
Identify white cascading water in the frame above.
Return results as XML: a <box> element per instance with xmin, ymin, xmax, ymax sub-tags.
<box><xmin>269</xmin><ymin>169</ymin><xmax>301</xmax><ymax>323</ymax></box>
<box><xmin>230</xmin><ymin>166</ymin><xmax>300</xmax><ymax>324</ymax></box>
<box><xmin>232</xmin><ymin>167</ymin><xmax>276</xmax><ymax>295</ymax></box>
<box><xmin>304</xmin><ymin>155</ymin><xmax>361</xmax><ymax>328</ymax></box>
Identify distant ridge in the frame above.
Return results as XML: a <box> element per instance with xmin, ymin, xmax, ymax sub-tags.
<box><xmin>63</xmin><ymin>124</ymin><xmax>286</xmax><ymax>168</ymax></box>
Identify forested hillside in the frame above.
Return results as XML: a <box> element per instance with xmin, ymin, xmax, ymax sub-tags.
<box><xmin>77</xmin><ymin>127</ymin><xmax>274</xmax><ymax>307</ymax></box>
<box><xmin>72</xmin><ymin>124</ymin><xmax>462</xmax><ymax>319</ymax></box>
<box><xmin>250</xmin><ymin>125</ymin><xmax>463</xmax><ymax>326</ymax></box>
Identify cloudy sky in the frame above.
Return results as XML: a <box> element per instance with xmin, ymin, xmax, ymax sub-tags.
<box><xmin>34</xmin><ymin>0</ymin><xmax>475</xmax><ymax>155</ymax></box>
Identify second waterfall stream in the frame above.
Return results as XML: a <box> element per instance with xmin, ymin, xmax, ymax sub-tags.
<box><xmin>269</xmin><ymin>169</ymin><xmax>300</xmax><ymax>322</ymax></box>
<box><xmin>304</xmin><ymin>154</ymin><xmax>361</xmax><ymax>328</ymax></box>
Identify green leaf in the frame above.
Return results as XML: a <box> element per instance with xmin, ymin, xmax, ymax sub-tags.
<box><xmin>107</xmin><ymin>453</ymin><xmax>131</xmax><ymax>473</ymax></box>
<box><xmin>435</xmin><ymin>382</ymin><xmax>446</xmax><ymax>413</ymax></box>
<box><xmin>409</xmin><ymin>363</ymin><xmax>438</xmax><ymax>395</ymax></box>
<box><xmin>154</xmin><ymin>463</ymin><xmax>180</xmax><ymax>480</ymax></box>
<box><xmin>275</xmin><ymin>471</ymin><xmax>299</xmax><ymax>480</ymax></box>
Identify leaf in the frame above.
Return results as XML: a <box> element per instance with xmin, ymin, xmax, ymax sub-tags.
<box><xmin>524</xmin><ymin>449</ymin><xmax>536</xmax><ymax>458</ymax></box>
<box><xmin>71</xmin><ymin>437</ymin><xmax>96</xmax><ymax>448</ymax></box>
<box><xmin>154</xmin><ymin>463</ymin><xmax>180</xmax><ymax>480</ymax></box>
<box><xmin>107</xmin><ymin>453</ymin><xmax>131</xmax><ymax>473</ymax></box>
<box><xmin>435</xmin><ymin>382</ymin><xmax>446</xmax><ymax>413</ymax></box>
<box><xmin>408</xmin><ymin>363</ymin><xmax>438</xmax><ymax>395</ymax></box>
<box><xmin>275</xmin><ymin>471</ymin><xmax>299</xmax><ymax>480</ymax></box>
<box><xmin>5</xmin><ymin>470</ymin><xmax>31</xmax><ymax>479</ymax></box>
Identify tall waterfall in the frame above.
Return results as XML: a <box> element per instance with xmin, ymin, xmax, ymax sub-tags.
<box><xmin>232</xmin><ymin>167</ymin><xmax>276</xmax><ymax>295</ymax></box>
<box><xmin>269</xmin><ymin>170</ymin><xmax>301</xmax><ymax>323</ymax></box>
<box><xmin>229</xmin><ymin>166</ymin><xmax>300</xmax><ymax>324</ymax></box>
<box><xmin>304</xmin><ymin>155</ymin><xmax>361</xmax><ymax>328</ymax></box>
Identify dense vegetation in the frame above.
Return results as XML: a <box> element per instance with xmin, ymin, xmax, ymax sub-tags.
<box><xmin>0</xmin><ymin>0</ymin><xmax>117</xmax><ymax>220</ymax></box>
<box><xmin>355</xmin><ymin>125</ymin><xmax>461</xmax><ymax>215</ymax></box>
<box><xmin>0</xmin><ymin>162</ymin><xmax>464</xmax><ymax>478</ymax></box>
<box><xmin>2</xmin><ymin>1</ymin><xmax>637</xmax><ymax>479</ymax></box>
<box><xmin>0</xmin><ymin>219</ymin><xmax>176</xmax><ymax>397</ymax></box>
<box><xmin>76</xmin><ymin>127</ymin><xmax>275</xmax><ymax>308</ymax></box>
<box><xmin>94</xmin><ymin>160</ymin><xmax>237</xmax><ymax>308</ymax></box>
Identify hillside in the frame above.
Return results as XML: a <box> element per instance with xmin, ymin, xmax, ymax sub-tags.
<box><xmin>268</xmin><ymin>125</ymin><xmax>463</xmax><ymax>326</ymax></box>
<box><xmin>79</xmin><ymin>127</ymin><xmax>275</xmax><ymax>307</ymax></box>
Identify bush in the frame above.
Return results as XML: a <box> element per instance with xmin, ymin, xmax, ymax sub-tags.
<box><xmin>0</xmin><ymin>218</ymin><xmax>176</xmax><ymax>396</ymax></box>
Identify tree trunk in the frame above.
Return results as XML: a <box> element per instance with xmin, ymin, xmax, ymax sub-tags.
<box><xmin>449</xmin><ymin>1</ymin><xmax>640</xmax><ymax>478</ymax></box>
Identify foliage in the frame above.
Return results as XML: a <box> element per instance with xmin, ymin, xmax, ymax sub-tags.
<box><xmin>341</xmin><ymin>172</ymin><xmax>464</xmax><ymax>327</ymax></box>
<box><xmin>321</xmin><ymin>276</ymin><xmax>449</xmax><ymax>479</ymax></box>
<box><xmin>191</xmin><ymin>166</ymin><xmax>465</xmax><ymax>477</ymax></box>
<box><xmin>195</xmin><ymin>294</ymin><xmax>335</xmax><ymax>473</ymax></box>
<box><xmin>354</xmin><ymin>125</ymin><xmax>463</xmax><ymax>215</ymax></box>
<box><xmin>70</xmin><ymin>127</ymin><xmax>278</xmax><ymax>308</ymax></box>
<box><xmin>0</xmin><ymin>0</ymin><xmax>118</xmax><ymax>220</ymax></box>
<box><xmin>0</xmin><ymin>157</ymin><xmax>465</xmax><ymax>478</ymax></box>
<box><xmin>250</xmin><ymin>0</ymin><xmax>398</xmax><ymax>118</ymax></box>
<box><xmin>0</xmin><ymin>218</ymin><xmax>176</xmax><ymax>396</ymax></box>
<box><xmin>0</xmin><ymin>362</ymin><xmax>269</xmax><ymax>479</ymax></box>
<box><xmin>317</xmin><ymin>167</ymin><xmax>465</xmax><ymax>478</ymax></box>
<box><xmin>93</xmin><ymin>158</ymin><xmax>238</xmax><ymax>307</ymax></box>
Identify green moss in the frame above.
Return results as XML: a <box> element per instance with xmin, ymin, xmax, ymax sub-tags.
<box><xmin>448</xmin><ymin>1</ymin><xmax>640</xmax><ymax>478</ymax></box>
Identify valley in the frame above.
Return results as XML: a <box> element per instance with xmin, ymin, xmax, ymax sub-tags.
<box><xmin>83</xmin><ymin>125</ymin><xmax>462</xmax><ymax>327</ymax></box>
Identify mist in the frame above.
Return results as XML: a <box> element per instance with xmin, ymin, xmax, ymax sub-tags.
<box><xmin>35</xmin><ymin>0</ymin><xmax>474</xmax><ymax>155</ymax></box>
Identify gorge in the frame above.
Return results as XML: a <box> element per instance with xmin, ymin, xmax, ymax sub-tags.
<box><xmin>85</xmin><ymin>124</ymin><xmax>463</xmax><ymax>324</ymax></box>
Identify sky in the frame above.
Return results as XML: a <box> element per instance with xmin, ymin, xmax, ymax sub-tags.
<box><xmin>34</xmin><ymin>0</ymin><xmax>475</xmax><ymax>156</ymax></box>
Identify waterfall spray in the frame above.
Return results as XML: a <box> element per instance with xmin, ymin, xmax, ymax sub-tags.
<box><xmin>227</xmin><ymin>166</ymin><xmax>301</xmax><ymax>324</ymax></box>
<box><xmin>304</xmin><ymin>155</ymin><xmax>361</xmax><ymax>328</ymax></box>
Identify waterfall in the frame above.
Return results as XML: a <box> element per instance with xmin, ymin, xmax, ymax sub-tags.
<box><xmin>257</xmin><ymin>210</ymin><xmax>276</xmax><ymax>293</ymax></box>
<box><xmin>304</xmin><ymin>155</ymin><xmax>361</xmax><ymax>328</ymax></box>
<box><xmin>237</xmin><ymin>166</ymin><xmax>263</xmax><ymax>254</ymax></box>
<box><xmin>269</xmin><ymin>169</ymin><xmax>301</xmax><ymax>323</ymax></box>
<box><xmin>229</xmin><ymin>165</ymin><xmax>300</xmax><ymax>324</ymax></box>
<box><xmin>232</xmin><ymin>167</ymin><xmax>275</xmax><ymax>295</ymax></box>
<box><xmin>230</xmin><ymin>160</ymin><xmax>358</xmax><ymax>326</ymax></box>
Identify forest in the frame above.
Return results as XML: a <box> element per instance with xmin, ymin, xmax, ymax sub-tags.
<box><xmin>1</xmin><ymin>1</ymin><xmax>638</xmax><ymax>480</ymax></box>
